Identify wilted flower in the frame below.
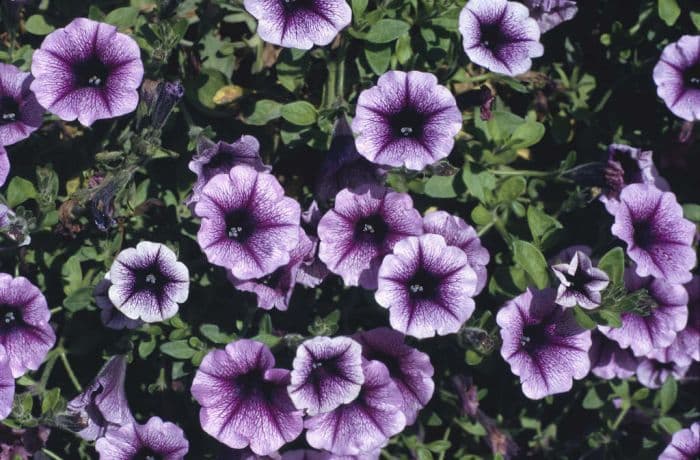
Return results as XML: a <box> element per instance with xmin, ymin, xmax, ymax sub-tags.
<box><xmin>0</xmin><ymin>347</ymin><xmax>13</xmax><ymax>420</ymax></box>
<box><xmin>352</xmin><ymin>70</ymin><xmax>462</xmax><ymax>171</ymax></box>
<box><xmin>30</xmin><ymin>18</ymin><xmax>144</xmax><ymax>126</ymax></box>
<box><xmin>496</xmin><ymin>287</ymin><xmax>592</xmax><ymax>399</ymax></box>
<box><xmin>0</xmin><ymin>63</ymin><xmax>43</xmax><ymax>146</ymax></box>
<box><xmin>94</xmin><ymin>277</ymin><xmax>142</xmax><ymax>330</ymax></box>
<box><xmin>195</xmin><ymin>166</ymin><xmax>301</xmax><ymax>280</ymax></box>
<box><xmin>459</xmin><ymin>0</ymin><xmax>544</xmax><ymax>76</ymax></box>
<box><xmin>376</xmin><ymin>234</ymin><xmax>477</xmax><ymax>339</ymax></box>
<box><xmin>659</xmin><ymin>422</ymin><xmax>700</xmax><ymax>460</ymax></box>
<box><xmin>304</xmin><ymin>360</ymin><xmax>406</xmax><ymax>456</ymax></box>
<box><xmin>0</xmin><ymin>274</ymin><xmax>55</xmax><ymax>378</ymax></box>
<box><xmin>551</xmin><ymin>250</ymin><xmax>609</xmax><ymax>309</ymax></box>
<box><xmin>456</xmin><ymin>85</ymin><xmax>495</xmax><ymax>121</ymax></box>
<box><xmin>243</xmin><ymin>0</ymin><xmax>351</xmax><ymax>50</ymax></box>
<box><xmin>317</xmin><ymin>185</ymin><xmax>422</xmax><ymax>289</ymax></box>
<box><xmin>0</xmin><ymin>425</ymin><xmax>51</xmax><ymax>460</ymax></box>
<box><xmin>191</xmin><ymin>339</ymin><xmax>303</xmax><ymax>455</ymax></box>
<box><xmin>150</xmin><ymin>80</ymin><xmax>184</xmax><ymax>129</ymax></box>
<box><xmin>288</xmin><ymin>336</ymin><xmax>364</xmax><ymax>415</ymax></box>
<box><xmin>653</xmin><ymin>35</ymin><xmax>700</xmax><ymax>121</ymax></box>
<box><xmin>523</xmin><ymin>0</ymin><xmax>578</xmax><ymax>33</ymax></box>
<box><xmin>635</xmin><ymin>356</ymin><xmax>690</xmax><ymax>389</ymax></box>
<box><xmin>588</xmin><ymin>332</ymin><xmax>637</xmax><ymax>380</ymax></box>
<box><xmin>611</xmin><ymin>184</ymin><xmax>696</xmax><ymax>284</ymax></box>
<box><xmin>600</xmin><ymin>144</ymin><xmax>668</xmax><ymax>210</ymax></box>
<box><xmin>353</xmin><ymin>328</ymin><xmax>434</xmax><ymax>425</ymax></box>
<box><xmin>95</xmin><ymin>416</ymin><xmax>189</xmax><ymax>459</ymax></box>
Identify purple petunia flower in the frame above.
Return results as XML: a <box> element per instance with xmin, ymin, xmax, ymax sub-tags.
<box><xmin>376</xmin><ymin>234</ymin><xmax>477</xmax><ymax>339</ymax></box>
<box><xmin>243</xmin><ymin>0</ymin><xmax>351</xmax><ymax>50</ymax></box>
<box><xmin>459</xmin><ymin>0</ymin><xmax>544</xmax><ymax>76</ymax></box>
<box><xmin>0</xmin><ymin>63</ymin><xmax>43</xmax><ymax>146</ymax></box>
<box><xmin>0</xmin><ymin>146</ymin><xmax>9</xmax><ymax>188</ymax></box>
<box><xmin>551</xmin><ymin>250</ymin><xmax>609</xmax><ymax>309</ymax></box>
<box><xmin>635</xmin><ymin>355</ymin><xmax>690</xmax><ymax>389</ymax></box>
<box><xmin>30</xmin><ymin>18</ymin><xmax>144</xmax><ymax>127</ymax></box>
<box><xmin>94</xmin><ymin>277</ymin><xmax>142</xmax><ymax>330</ymax></box>
<box><xmin>659</xmin><ymin>422</ymin><xmax>700</xmax><ymax>460</ymax></box>
<box><xmin>95</xmin><ymin>416</ymin><xmax>189</xmax><ymax>460</ymax></box>
<box><xmin>304</xmin><ymin>360</ymin><xmax>406</xmax><ymax>456</ymax></box>
<box><xmin>352</xmin><ymin>71</ymin><xmax>462</xmax><ymax>171</ymax></box>
<box><xmin>588</xmin><ymin>332</ymin><xmax>637</xmax><ymax>380</ymax></box>
<box><xmin>297</xmin><ymin>202</ymin><xmax>330</xmax><ymax>288</ymax></box>
<box><xmin>288</xmin><ymin>336</ymin><xmax>364</xmax><ymax>415</ymax></box>
<box><xmin>353</xmin><ymin>328</ymin><xmax>434</xmax><ymax>425</ymax></box>
<box><xmin>0</xmin><ymin>346</ymin><xmax>14</xmax><ymax>420</ymax></box>
<box><xmin>281</xmin><ymin>450</ymin><xmax>380</xmax><ymax>460</ymax></box>
<box><xmin>653</xmin><ymin>35</ymin><xmax>700</xmax><ymax>121</ymax></box>
<box><xmin>496</xmin><ymin>287</ymin><xmax>592</xmax><ymax>399</ymax></box>
<box><xmin>599</xmin><ymin>269</ymin><xmax>688</xmax><ymax>357</ymax></box>
<box><xmin>317</xmin><ymin>185</ymin><xmax>422</xmax><ymax>289</ymax></box>
<box><xmin>611</xmin><ymin>184</ymin><xmax>696</xmax><ymax>284</ymax></box>
<box><xmin>195</xmin><ymin>166</ymin><xmax>301</xmax><ymax>280</ymax></box>
<box><xmin>65</xmin><ymin>355</ymin><xmax>132</xmax><ymax>441</ymax></box>
<box><xmin>422</xmin><ymin>210</ymin><xmax>490</xmax><ymax>296</ymax></box>
<box><xmin>522</xmin><ymin>0</ymin><xmax>578</xmax><ymax>33</ymax></box>
<box><xmin>108</xmin><ymin>242</ymin><xmax>190</xmax><ymax>323</ymax></box>
<box><xmin>191</xmin><ymin>339</ymin><xmax>303</xmax><ymax>455</ymax></box>
<box><xmin>668</xmin><ymin>276</ymin><xmax>700</xmax><ymax>364</ymax></box>
<box><xmin>0</xmin><ymin>274</ymin><xmax>55</xmax><ymax>378</ymax></box>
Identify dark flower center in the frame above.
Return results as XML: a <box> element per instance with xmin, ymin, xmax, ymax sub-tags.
<box><xmin>0</xmin><ymin>96</ymin><xmax>19</xmax><ymax>124</ymax></box>
<box><xmin>633</xmin><ymin>220</ymin><xmax>654</xmax><ymax>249</ymax></box>
<box><xmin>260</xmin><ymin>268</ymin><xmax>285</xmax><ymax>289</ymax></box>
<box><xmin>205</xmin><ymin>151</ymin><xmax>234</xmax><ymax>173</ymax></box>
<box><xmin>354</xmin><ymin>214</ymin><xmax>389</xmax><ymax>244</ymax></box>
<box><xmin>520</xmin><ymin>324</ymin><xmax>549</xmax><ymax>352</ymax></box>
<box><xmin>390</xmin><ymin>107</ymin><xmax>425</xmax><ymax>139</ymax></box>
<box><xmin>362</xmin><ymin>349</ymin><xmax>401</xmax><ymax>378</ymax></box>
<box><xmin>563</xmin><ymin>269</ymin><xmax>590</xmax><ymax>291</ymax></box>
<box><xmin>281</xmin><ymin>0</ymin><xmax>314</xmax><ymax>12</ymax></box>
<box><xmin>407</xmin><ymin>269</ymin><xmax>440</xmax><ymax>300</ymax></box>
<box><xmin>73</xmin><ymin>56</ymin><xmax>110</xmax><ymax>88</ymax></box>
<box><xmin>0</xmin><ymin>304</ymin><xmax>21</xmax><ymax>331</ymax></box>
<box><xmin>235</xmin><ymin>370</ymin><xmax>275</xmax><ymax>399</ymax></box>
<box><xmin>685</xmin><ymin>62</ymin><xmax>700</xmax><ymax>89</ymax></box>
<box><xmin>133</xmin><ymin>448</ymin><xmax>162</xmax><ymax>460</ymax></box>
<box><xmin>610</xmin><ymin>152</ymin><xmax>641</xmax><ymax>185</ymax></box>
<box><xmin>132</xmin><ymin>264</ymin><xmax>168</xmax><ymax>302</ymax></box>
<box><xmin>225</xmin><ymin>209</ymin><xmax>256</xmax><ymax>243</ymax></box>
<box><xmin>309</xmin><ymin>356</ymin><xmax>343</xmax><ymax>383</ymax></box>
<box><xmin>479</xmin><ymin>23</ymin><xmax>506</xmax><ymax>51</ymax></box>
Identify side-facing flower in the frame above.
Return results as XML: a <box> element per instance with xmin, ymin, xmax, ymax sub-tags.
<box><xmin>600</xmin><ymin>144</ymin><xmax>668</xmax><ymax>210</ymax></box>
<box><xmin>0</xmin><ymin>63</ymin><xmax>43</xmax><ymax>146</ymax></box>
<box><xmin>30</xmin><ymin>18</ymin><xmax>144</xmax><ymax>126</ymax></box>
<box><xmin>108</xmin><ymin>242</ymin><xmax>189</xmax><ymax>323</ymax></box>
<box><xmin>671</xmin><ymin>276</ymin><xmax>700</xmax><ymax>363</ymax></box>
<box><xmin>95</xmin><ymin>416</ymin><xmax>188</xmax><ymax>460</ymax></box>
<box><xmin>653</xmin><ymin>35</ymin><xmax>700</xmax><ymax>121</ymax></box>
<box><xmin>94</xmin><ymin>277</ymin><xmax>142</xmax><ymax>330</ymax></box>
<box><xmin>0</xmin><ymin>346</ymin><xmax>14</xmax><ymax>420</ymax></box>
<box><xmin>317</xmin><ymin>185</ymin><xmax>422</xmax><ymax>289</ymax></box>
<box><xmin>659</xmin><ymin>422</ymin><xmax>700</xmax><ymax>460</ymax></box>
<box><xmin>459</xmin><ymin>0</ymin><xmax>544</xmax><ymax>76</ymax></box>
<box><xmin>191</xmin><ymin>339</ymin><xmax>303</xmax><ymax>455</ymax></box>
<box><xmin>243</xmin><ymin>0</ymin><xmax>351</xmax><ymax>50</ymax></box>
<box><xmin>551</xmin><ymin>250</ymin><xmax>609</xmax><ymax>309</ymax></box>
<box><xmin>0</xmin><ymin>274</ymin><xmax>55</xmax><ymax>377</ymax></box>
<box><xmin>0</xmin><ymin>146</ymin><xmax>8</xmax><ymax>188</ymax></box>
<box><xmin>195</xmin><ymin>166</ymin><xmax>301</xmax><ymax>280</ymax></box>
<box><xmin>376</xmin><ymin>234</ymin><xmax>477</xmax><ymax>339</ymax></box>
<box><xmin>304</xmin><ymin>360</ymin><xmax>406</xmax><ymax>456</ymax></box>
<box><xmin>611</xmin><ymin>184</ymin><xmax>696</xmax><ymax>284</ymax></box>
<box><xmin>496</xmin><ymin>287</ymin><xmax>592</xmax><ymax>399</ymax></box>
<box><xmin>588</xmin><ymin>332</ymin><xmax>637</xmax><ymax>380</ymax></box>
<box><xmin>352</xmin><ymin>71</ymin><xmax>462</xmax><ymax>171</ymax></box>
<box><xmin>523</xmin><ymin>0</ymin><xmax>578</xmax><ymax>33</ymax></box>
<box><xmin>635</xmin><ymin>355</ymin><xmax>690</xmax><ymax>389</ymax></box>
<box><xmin>297</xmin><ymin>201</ymin><xmax>330</xmax><ymax>288</ymax></box>
<box><xmin>288</xmin><ymin>336</ymin><xmax>364</xmax><ymax>415</ymax></box>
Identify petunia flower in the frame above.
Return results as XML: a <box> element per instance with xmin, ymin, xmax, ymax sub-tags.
<box><xmin>610</xmin><ymin>184</ymin><xmax>696</xmax><ymax>284</ymax></box>
<box><xmin>459</xmin><ymin>0</ymin><xmax>544</xmax><ymax>76</ymax></box>
<box><xmin>0</xmin><ymin>146</ymin><xmax>8</xmax><ymax>188</ymax></box>
<box><xmin>599</xmin><ymin>269</ymin><xmax>688</xmax><ymax>357</ymax></box>
<box><xmin>280</xmin><ymin>450</ymin><xmax>379</xmax><ymax>460</ymax></box>
<box><xmin>659</xmin><ymin>422</ymin><xmax>700</xmax><ymax>460</ymax></box>
<box><xmin>95</xmin><ymin>416</ymin><xmax>189</xmax><ymax>460</ymax></box>
<box><xmin>108</xmin><ymin>242</ymin><xmax>190</xmax><ymax>323</ymax></box>
<box><xmin>288</xmin><ymin>336</ymin><xmax>364</xmax><ymax>415</ymax></box>
<box><xmin>191</xmin><ymin>339</ymin><xmax>303</xmax><ymax>455</ymax></box>
<box><xmin>304</xmin><ymin>360</ymin><xmax>406</xmax><ymax>456</ymax></box>
<box><xmin>297</xmin><ymin>201</ymin><xmax>330</xmax><ymax>288</ymax></box>
<box><xmin>65</xmin><ymin>355</ymin><xmax>133</xmax><ymax>441</ymax></box>
<box><xmin>0</xmin><ymin>346</ymin><xmax>14</xmax><ymax>420</ymax></box>
<box><xmin>551</xmin><ymin>250</ymin><xmax>609</xmax><ymax>309</ymax></box>
<box><xmin>0</xmin><ymin>63</ymin><xmax>43</xmax><ymax>146</ymax></box>
<box><xmin>422</xmin><ymin>210</ymin><xmax>490</xmax><ymax>296</ymax></box>
<box><xmin>496</xmin><ymin>287</ymin><xmax>592</xmax><ymax>399</ymax></box>
<box><xmin>94</xmin><ymin>277</ymin><xmax>142</xmax><ymax>330</ymax></box>
<box><xmin>653</xmin><ymin>35</ymin><xmax>700</xmax><ymax>121</ymax></box>
<box><xmin>352</xmin><ymin>71</ymin><xmax>462</xmax><ymax>171</ymax></box>
<box><xmin>523</xmin><ymin>0</ymin><xmax>578</xmax><ymax>33</ymax></box>
<box><xmin>375</xmin><ymin>234</ymin><xmax>477</xmax><ymax>339</ymax></box>
<box><xmin>588</xmin><ymin>332</ymin><xmax>637</xmax><ymax>380</ymax></box>
<box><xmin>667</xmin><ymin>276</ymin><xmax>700</xmax><ymax>364</ymax></box>
<box><xmin>30</xmin><ymin>18</ymin><xmax>144</xmax><ymax>126</ymax></box>
<box><xmin>0</xmin><ymin>274</ymin><xmax>55</xmax><ymax>378</ymax></box>
<box><xmin>317</xmin><ymin>185</ymin><xmax>422</xmax><ymax>289</ymax></box>
<box><xmin>195</xmin><ymin>166</ymin><xmax>301</xmax><ymax>280</ymax></box>
<box><xmin>635</xmin><ymin>355</ymin><xmax>690</xmax><ymax>389</ymax></box>
<box><xmin>353</xmin><ymin>328</ymin><xmax>434</xmax><ymax>425</ymax></box>
<box><xmin>243</xmin><ymin>0</ymin><xmax>351</xmax><ymax>50</ymax></box>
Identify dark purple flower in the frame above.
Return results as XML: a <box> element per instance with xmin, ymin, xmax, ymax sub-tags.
<box><xmin>195</xmin><ymin>166</ymin><xmax>301</xmax><ymax>280</ymax></box>
<box><xmin>636</xmin><ymin>356</ymin><xmax>690</xmax><ymax>389</ymax></box>
<box><xmin>588</xmin><ymin>332</ymin><xmax>637</xmax><ymax>380</ymax></box>
<box><xmin>0</xmin><ymin>424</ymin><xmax>51</xmax><ymax>460</ymax></box>
<box><xmin>611</xmin><ymin>184</ymin><xmax>696</xmax><ymax>284</ymax></box>
<box><xmin>551</xmin><ymin>250</ymin><xmax>609</xmax><ymax>309</ymax></box>
<box><xmin>0</xmin><ymin>347</ymin><xmax>14</xmax><ymax>420</ymax></box>
<box><xmin>653</xmin><ymin>35</ymin><xmax>700</xmax><ymax>121</ymax></box>
<box><xmin>288</xmin><ymin>336</ymin><xmax>364</xmax><ymax>415</ymax></box>
<box><xmin>0</xmin><ymin>63</ymin><xmax>43</xmax><ymax>146</ymax></box>
<box><xmin>353</xmin><ymin>328</ymin><xmax>434</xmax><ymax>425</ymax></box>
<box><xmin>523</xmin><ymin>0</ymin><xmax>578</xmax><ymax>33</ymax></box>
<box><xmin>599</xmin><ymin>269</ymin><xmax>688</xmax><ymax>357</ymax></box>
<box><xmin>317</xmin><ymin>185</ymin><xmax>422</xmax><ymax>289</ymax></box>
<box><xmin>191</xmin><ymin>339</ymin><xmax>303</xmax><ymax>455</ymax></box>
<box><xmin>459</xmin><ymin>0</ymin><xmax>544</xmax><ymax>76</ymax></box>
<box><xmin>150</xmin><ymin>80</ymin><xmax>184</xmax><ymax>129</ymax></box>
<box><xmin>376</xmin><ymin>234</ymin><xmax>477</xmax><ymax>339</ymax></box>
<box><xmin>496</xmin><ymin>287</ymin><xmax>592</xmax><ymax>399</ymax></box>
<box><xmin>95</xmin><ymin>416</ymin><xmax>189</xmax><ymax>459</ymax></box>
<box><xmin>352</xmin><ymin>71</ymin><xmax>462</xmax><ymax>171</ymax></box>
<box><xmin>304</xmin><ymin>360</ymin><xmax>406</xmax><ymax>456</ymax></box>
<box><xmin>94</xmin><ymin>277</ymin><xmax>142</xmax><ymax>330</ymax></box>
<box><xmin>0</xmin><ymin>274</ymin><xmax>55</xmax><ymax>378</ymax></box>
<box><xmin>297</xmin><ymin>202</ymin><xmax>330</xmax><ymax>288</ymax></box>
<box><xmin>659</xmin><ymin>422</ymin><xmax>700</xmax><ymax>460</ymax></box>
<box><xmin>243</xmin><ymin>0</ymin><xmax>351</xmax><ymax>50</ymax></box>
<box><xmin>65</xmin><ymin>355</ymin><xmax>132</xmax><ymax>441</ymax></box>
<box><xmin>30</xmin><ymin>18</ymin><xmax>144</xmax><ymax>126</ymax></box>
<box><xmin>108</xmin><ymin>242</ymin><xmax>190</xmax><ymax>323</ymax></box>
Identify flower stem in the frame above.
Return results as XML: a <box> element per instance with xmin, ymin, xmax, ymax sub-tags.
<box><xmin>491</xmin><ymin>169</ymin><xmax>557</xmax><ymax>177</ymax></box>
<box><xmin>59</xmin><ymin>351</ymin><xmax>82</xmax><ymax>393</ymax></box>
<box><xmin>50</xmin><ymin>307</ymin><xmax>63</xmax><ymax>315</ymax></box>
<box><xmin>611</xmin><ymin>404</ymin><xmax>630</xmax><ymax>431</ymax></box>
<box><xmin>464</xmin><ymin>73</ymin><xmax>494</xmax><ymax>84</ymax></box>
<box><xmin>41</xmin><ymin>448</ymin><xmax>64</xmax><ymax>460</ymax></box>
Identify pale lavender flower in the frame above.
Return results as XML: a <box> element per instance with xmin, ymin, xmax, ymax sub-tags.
<box><xmin>0</xmin><ymin>63</ymin><xmax>43</xmax><ymax>146</ymax></box>
<box><xmin>636</xmin><ymin>355</ymin><xmax>690</xmax><ymax>389</ymax></box>
<box><xmin>659</xmin><ymin>422</ymin><xmax>700</xmax><ymax>460</ymax></box>
<box><xmin>95</xmin><ymin>416</ymin><xmax>189</xmax><ymax>459</ymax></box>
<box><xmin>94</xmin><ymin>277</ymin><xmax>142</xmax><ymax>330</ymax></box>
<box><xmin>523</xmin><ymin>0</ymin><xmax>578</xmax><ymax>33</ymax></box>
<box><xmin>653</xmin><ymin>35</ymin><xmax>700</xmax><ymax>121</ymax></box>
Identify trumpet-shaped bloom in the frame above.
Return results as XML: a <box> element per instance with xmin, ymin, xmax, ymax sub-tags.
<box><xmin>653</xmin><ymin>35</ymin><xmax>700</xmax><ymax>121</ymax></box>
<box><xmin>523</xmin><ymin>0</ymin><xmax>578</xmax><ymax>33</ymax></box>
<box><xmin>588</xmin><ymin>332</ymin><xmax>637</xmax><ymax>380</ymax></box>
<box><xmin>95</xmin><ymin>416</ymin><xmax>189</xmax><ymax>459</ymax></box>
<box><xmin>0</xmin><ymin>347</ymin><xmax>14</xmax><ymax>420</ymax></box>
<box><xmin>0</xmin><ymin>63</ymin><xmax>43</xmax><ymax>146</ymax></box>
<box><xmin>635</xmin><ymin>355</ymin><xmax>690</xmax><ymax>389</ymax></box>
<box><xmin>659</xmin><ymin>422</ymin><xmax>700</xmax><ymax>460</ymax></box>
<box><xmin>94</xmin><ymin>277</ymin><xmax>142</xmax><ymax>330</ymax></box>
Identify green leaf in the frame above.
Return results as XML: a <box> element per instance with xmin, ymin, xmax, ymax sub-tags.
<box><xmin>527</xmin><ymin>206</ymin><xmax>562</xmax><ymax>246</ymax></box>
<box><xmin>351</xmin><ymin>0</ymin><xmax>368</xmax><ymax>17</ymax></box>
<box><xmin>245</xmin><ymin>99</ymin><xmax>282</xmax><ymax>126</ymax></box>
<box><xmin>138</xmin><ymin>339</ymin><xmax>157</xmax><ymax>359</ymax></box>
<box><xmin>365</xmin><ymin>19</ymin><xmax>411</xmax><ymax>44</ymax></box>
<box><xmin>598</xmin><ymin>309</ymin><xmax>622</xmax><ymax>328</ymax></box>
<box><xmin>658</xmin><ymin>376</ymin><xmax>678</xmax><ymax>414</ymax></box>
<box><xmin>682</xmin><ymin>203</ymin><xmax>700</xmax><ymax>222</ymax></box>
<box><xmin>7</xmin><ymin>177</ymin><xmax>38</xmax><ymax>207</ymax></box>
<box><xmin>424</xmin><ymin>175</ymin><xmax>457</xmax><ymax>198</ymax></box>
<box><xmin>280</xmin><ymin>101</ymin><xmax>318</xmax><ymax>126</ymax></box>
<box><xmin>496</xmin><ymin>176</ymin><xmax>527</xmax><ymax>202</ymax></box>
<box><xmin>426</xmin><ymin>440</ymin><xmax>451</xmax><ymax>453</ymax></box>
<box><xmin>104</xmin><ymin>7</ymin><xmax>140</xmax><ymax>29</ymax></box>
<box><xmin>512</xmin><ymin>241</ymin><xmax>549</xmax><ymax>289</ymax></box>
<box><xmin>598</xmin><ymin>247</ymin><xmax>625</xmax><ymax>285</ymax></box>
<box><xmin>658</xmin><ymin>0</ymin><xmax>681</xmax><ymax>26</ymax></box>
<box><xmin>462</xmin><ymin>163</ymin><xmax>496</xmax><ymax>204</ymax></box>
<box><xmin>582</xmin><ymin>387</ymin><xmax>604</xmax><ymax>409</ymax></box>
<box><xmin>658</xmin><ymin>416</ymin><xmax>682</xmax><ymax>435</ymax></box>
<box><xmin>200</xmin><ymin>324</ymin><xmax>235</xmax><ymax>344</ymax></box>
<box><xmin>160</xmin><ymin>340</ymin><xmax>196</xmax><ymax>359</ymax></box>
<box><xmin>25</xmin><ymin>15</ymin><xmax>55</xmax><ymax>35</ymax></box>
<box><xmin>510</xmin><ymin>121</ymin><xmax>546</xmax><ymax>149</ymax></box>
<box><xmin>573</xmin><ymin>307</ymin><xmax>597</xmax><ymax>330</ymax></box>
<box><xmin>364</xmin><ymin>45</ymin><xmax>392</xmax><ymax>75</ymax></box>
<box><xmin>691</xmin><ymin>11</ymin><xmax>700</xmax><ymax>30</ymax></box>
<box><xmin>41</xmin><ymin>388</ymin><xmax>62</xmax><ymax>415</ymax></box>
<box><xmin>63</xmin><ymin>287</ymin><xmax>93</xmax><ymax>312</ymax></box>
<box><xmin>471</xmin><ymin>205</ymin><xmax>492</xmax><ymax>226</ymax></box>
